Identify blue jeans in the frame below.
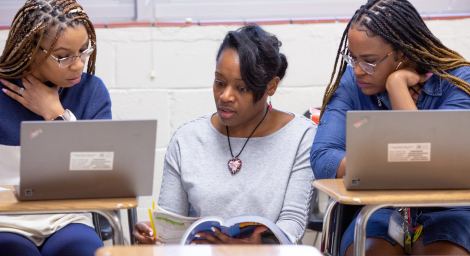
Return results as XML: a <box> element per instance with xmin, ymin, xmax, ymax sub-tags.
<box><xmin>0</xmin><ymin>223</ymin><xmax>103</xmax><ymax>256</ymax></box>
<box><xmin>340</xmin><ymin>207</ymin><xmax>470</xmax><ymax>256</ymax></box>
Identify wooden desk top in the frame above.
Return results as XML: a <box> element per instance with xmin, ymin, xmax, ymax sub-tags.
<box><xmin>0</xmin><ymin>185</ymin><xmax>137</xmax><ymax>212</ymax></box>
<box><xmin>95</xmin><ymin>245</ymin><xmax>322</xmax><ymax>256</ymax></box>
<box><xmin>313</xmin><ymin>179</ymin><xmax>470</xmax><ymax>205</ymax></box>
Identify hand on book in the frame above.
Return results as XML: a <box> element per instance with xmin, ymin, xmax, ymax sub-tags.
<box><xmin>133</xmin><ymin>221</ymin><xmax>161</xmax><ymax>244</ymax></box>
<box><xmin>190</xmin><ymin>226</ymin><xmax>268</xmax><ymax>245</ymax></box>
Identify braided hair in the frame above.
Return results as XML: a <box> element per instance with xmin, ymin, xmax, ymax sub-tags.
<box><xmin>320</xmin><ymin>0</ymin><xmax>470</xmax><ymax>118</ymax></box>
<box><xmin>0</xmin><ymin>0</ymin><xmax>97</xmax><ymax>79</ymax></box>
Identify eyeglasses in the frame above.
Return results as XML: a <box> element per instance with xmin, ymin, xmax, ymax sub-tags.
<box><xmin>341</xmin><ymin>48</ymin><xmax>395</xmax><ymax>75</ymax></box>
<box><xmin>39</xmin><ymin>44</ymin><xmax>96</xmax><ymax>68</ymax></box>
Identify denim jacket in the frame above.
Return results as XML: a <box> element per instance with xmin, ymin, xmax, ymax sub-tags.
<box><xmin>310</xmin><ymin>65</ymin><xmax>470</xmax><ymax>179</ymax></box>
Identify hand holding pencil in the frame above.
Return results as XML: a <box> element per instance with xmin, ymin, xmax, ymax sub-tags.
<box><xmin>133</xmin><ymin>221</ymin><xmax>160</xmax><ymax>244</ymax></box>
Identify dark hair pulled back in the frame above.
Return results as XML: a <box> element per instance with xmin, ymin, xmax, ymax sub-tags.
<box><xmin>216</xmin><ymin>23</ymin><xmax>288</xmax><ymax>103</ymax></box>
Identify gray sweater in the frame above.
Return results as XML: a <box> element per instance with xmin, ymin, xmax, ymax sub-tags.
<box><xmin>158</xmin><ymin>112</ymin><xmax>316</xmax><ymax>242</ymax></box>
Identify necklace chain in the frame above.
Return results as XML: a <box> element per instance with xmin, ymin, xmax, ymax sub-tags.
<box><xmin>226</xmin><ymin>106</ymin><xmax>269</xmax><ymax>159</ymax></box>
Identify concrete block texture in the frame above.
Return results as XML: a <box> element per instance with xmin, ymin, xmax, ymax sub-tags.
<box><xmin>137</xmin><ymin>148</ymin><xmax>166</xmax><ymax>222</ymax></box>
<box><xmin>151</xmin><ymin>40</ymin><xmax>221</xmax><ymax>89</ymax></box>
<box><xmin>94</xmin><ymin>41</ymin><xmax>116</xmax><ymax>88</ymax></box>
<box><xmin>170</xmin><ymin>88</ymin><xmax>215</xmax><ymax>134</ymax></box>
<box><xmin>267</xmin><ymin>23</ymin><xmax>349</xmax><ymax>87</ymax></box>
<box><xmin>109</xmin><ymin>89</ymin><xmax>171</xmax><ymax>148</ymax></box>
<box><xmin>274</xmin><ymin>86</ymin><xmax>328</xmax><ymax>115</ymax></box>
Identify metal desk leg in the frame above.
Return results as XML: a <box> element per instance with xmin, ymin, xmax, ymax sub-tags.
<box><xmin>92</xmin><ymin>213</ymin><xmax>103</xmax><ymax>241</ymax></box>
<box><xmin>354</xmin><ymin>204</ymin><xmax>385</xmax><ymax>256</ymax></box>
<box><xmin>128</xmin><ymin>208</ymin><xmax>138</xmax><ymax>245</ymax></box>
<box><xmin>321</xmin><ymin>198</ymin><xmax>339</xmax><ymax>255</ymax></box>
<box><xmin>94</xmin><ymin>210</ymin><xmax>124</xmax><ymax>245</ymax></box>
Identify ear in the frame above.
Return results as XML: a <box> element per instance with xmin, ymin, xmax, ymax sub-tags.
<box><xmin>267</xmin><ymin>76</ymin><xmax>280</xmax><ymax>96</ymax></box>
<box><xmin>397</xmin><ymin>50</ymin><xmax>409</xmax><ymax>63</ymax></box>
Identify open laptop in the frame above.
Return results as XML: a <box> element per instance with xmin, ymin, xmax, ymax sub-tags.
<box><xmin>344</xmin><ymin>110</ymin><xmax>470</xmax><ymax>190</ymax></box>
<box><xmin>15</xmin><ymin>119</ymin><xmax>157</xmax><ymax>200</ymax></box>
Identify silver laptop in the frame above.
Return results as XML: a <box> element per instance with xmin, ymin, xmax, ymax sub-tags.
<box><xmin>345</xmin><ymin>110</ymin><xmax>470</xmax><ymax>190</ymax></box>
<box><xmin>16</xmin><ymin>119</ymin><xmax>157</xmax><ymax>200</ymax></box>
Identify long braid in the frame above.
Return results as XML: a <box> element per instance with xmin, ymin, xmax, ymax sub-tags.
<box><xmin>0</xmin><ymin>0</ymin><xmax>97</xmax><ymax>80</ymax></box>
<box><xmin>320</xmin><ymin>0</ymin><xmax>470</xmax><ymax>118</ymax></box>
<box><xmin>321</xmin><ymin>23</ymin><xmax>350</xmax><ymax>115</ymax></box>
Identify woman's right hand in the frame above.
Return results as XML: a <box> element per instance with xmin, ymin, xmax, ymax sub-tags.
<box><xmin>1</xmin><ymin>75</ymin><xmax>65</xmax><ymax>120</ymax></box>
<box><xmin>133</xmin><ymin>221</ymin><xmax>159</xmax><ymax>244</ymax></box>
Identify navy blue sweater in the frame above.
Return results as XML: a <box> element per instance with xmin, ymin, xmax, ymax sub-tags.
<box><xmin>0</xmin><ymin>73</ymin><xmax>112</xmax><ymax>146</ymax></box>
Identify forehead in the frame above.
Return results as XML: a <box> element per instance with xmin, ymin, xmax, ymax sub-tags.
<box><xmin>42</xmin><ymin>24</ymin><xmax>89</xmax><ymax>48</ymax></box>
<box><xmin>216</xmin><ymin>48</ymin><xmax>241</xmax><ymax>72</ymax></box>
<box><xmin>347</xmin><ymin>27</ymin><xmax>389</xmax><ymax>53</ymax></box>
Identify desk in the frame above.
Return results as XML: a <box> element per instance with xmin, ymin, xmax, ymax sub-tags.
<box><xmin>0</xmin><ymin>185</ymin><xmax>138</xmax><ymax>245</ymax></box>
<box><xmin>313</xmin><ymin>179</ymin><xmax>470</xmax><ymax>256</ymax></box>
<box><xmin>95</xmin><ymin>245</ymin><xmax>323</xmax><ymax>256</ymax></box>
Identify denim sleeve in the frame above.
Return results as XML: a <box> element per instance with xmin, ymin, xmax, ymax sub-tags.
<box><xmin>310</xmin><ymin>71</ymin><xmax>355</xmax><ymax>179</ymax></box>
<box><xmin>437</xmin><ymin>68</ymin><xmax>470</xmax><ymax>109</ymax></box>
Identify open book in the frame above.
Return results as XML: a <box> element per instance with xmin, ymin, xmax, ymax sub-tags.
<box><xmin>148</xmin><ymin>205</ymin><xmax>294</xmax><ymax>245</ymax></box>
<box><xmin>180</xmin><ymin>215</ymin><xmax>294</xmax><ymax>245</ymax></box>
<box><xmin>148</xmin><ymin>205</ymin><xmax>200</xmax><ymax>244</ymax></box>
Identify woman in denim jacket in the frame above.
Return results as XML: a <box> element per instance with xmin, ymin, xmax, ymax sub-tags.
<box><xmin>310</xmin><ymin>0</ymin><xmax>470</xmax><ymax>255</ymax></box>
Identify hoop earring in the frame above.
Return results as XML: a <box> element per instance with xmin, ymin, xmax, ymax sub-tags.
<box><xmin>268</xmin><ymin>96</ymin><xmax>272</xmax><ymax>110</ymax></box>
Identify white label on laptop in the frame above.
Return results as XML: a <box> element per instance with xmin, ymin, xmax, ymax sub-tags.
<box><xmin>388</xmin><ymin>143</ymin><xmax>431</xmax><ymax>162</ymax></box>
<box><xmin>69</xmin><ymin>152</ymin><xmax>114</xmax><ymax>171</ymax></box>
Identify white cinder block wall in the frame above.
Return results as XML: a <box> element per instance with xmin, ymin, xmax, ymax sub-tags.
<box><xmin>1</xmin><ymin>19</ymin><xmax>469</xmax><ymax>224</ymax></box>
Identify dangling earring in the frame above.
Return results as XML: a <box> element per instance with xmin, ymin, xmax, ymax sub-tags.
<box><xmin>268</xmin><ymin>96</ymin><xmax>272</xmax><ymax>110</ymax></box>
<box><xmin>396</xmin><ymin>61</ymin><xmax>406</xmax><ymax>71</ymax></box>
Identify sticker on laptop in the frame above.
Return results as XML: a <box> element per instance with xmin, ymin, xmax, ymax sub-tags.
<box><xmin>70</xmin><ymin>152</ymin><xmax>114</xmax><ymax>171</ymax></box>
<box><xmin>388</xmin><ymin>143</ymin><xmax>430</xmax><ymax>162</ymax></box>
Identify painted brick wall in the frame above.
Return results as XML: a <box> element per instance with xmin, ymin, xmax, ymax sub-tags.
<box><xmin>1</xmin><ymin>19</ymin><xmax>469</xmax><ymax>225</ymax></box>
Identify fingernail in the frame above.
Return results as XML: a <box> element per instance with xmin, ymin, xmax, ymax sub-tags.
<box><xmin>194</xmin><ymin>234</ymin><xmax>200</xmax><ymax>238</ymax></box>
<box><xmin>211</xmin><ymin>227</ymin><xmax>216</xmax><ymax>232</ymax></box>
<box><xmin>2</xmin><ymin>88</ymin><xmax>6</xmax><ymax>93</ymax></box>
<box><xmin>149</xmin><ymin>232</ymin><xmax>153</xmax><ymax>237</ymax></box>
<box><xmin>426</xmin><ymin>72</ymin><xmax>433</xmax><ymax>77</ymax></box>
<box><xmin>190</xmin><ymin>243</ymin><xmax>196</xmax><ymax>245</ymax></box>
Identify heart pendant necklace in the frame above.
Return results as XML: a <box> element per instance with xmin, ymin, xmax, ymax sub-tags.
<box><xmin>226</xmin><ymin>106</ymin><xmax>269</xmax><ymax>174</ymax></box>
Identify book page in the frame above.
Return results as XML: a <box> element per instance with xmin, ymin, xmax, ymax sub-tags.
<box><xmin>149</xmin><ymin>205</ymin><xmax>200</xmax><ymax>244</ymax></box>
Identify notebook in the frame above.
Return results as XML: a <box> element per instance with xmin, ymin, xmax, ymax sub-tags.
<box><xmin>344</xmin><ymin>110</ymin><xmax>470</xmax><ymax>190</ymax></box>
<box><xmin>15</xmin><ymin>119</ymin><xmax>157</xmax><ymax>200</ymax></box>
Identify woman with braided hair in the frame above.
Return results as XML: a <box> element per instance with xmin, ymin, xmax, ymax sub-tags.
<box><xmin>310</xmin><ymin>0</ymin><xmax>470</xmax><ymax>255</ymax></box>
<box><xmin>0</xmin><ymin>0</ymin><xmax>110</xmax><ymax>255</ymax></box>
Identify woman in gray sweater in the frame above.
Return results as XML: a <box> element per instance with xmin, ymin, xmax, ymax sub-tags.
<box><xmin>134</xmin><ymin>24</ymin><xmax>316</xmax><ymax>245</ymax></box>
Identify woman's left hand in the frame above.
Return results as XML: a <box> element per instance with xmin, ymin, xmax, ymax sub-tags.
<box><xmin>190</xmin><ymin>226</ymin><xmax>268</xmax><ymax>245</ymax></box>
<box><xmin>385</xmin><ymin>67</ymin><xmax>432</xmax><ymax>109</ymax></box>
<box><xmin>1</xmin><ymin>75</ymin><xmax>65</xmax><ymax>120</ymax></box>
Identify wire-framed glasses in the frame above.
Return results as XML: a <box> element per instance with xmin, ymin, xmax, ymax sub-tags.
<box><xmin>39</xmin><ymin>44</ymin><xmax>96</xmax><ymax>68</ymax></box>
<box><xmin>341</xmin><ymin>48</ymin><xmax>395</xmax><ymax>75</ymax></box>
